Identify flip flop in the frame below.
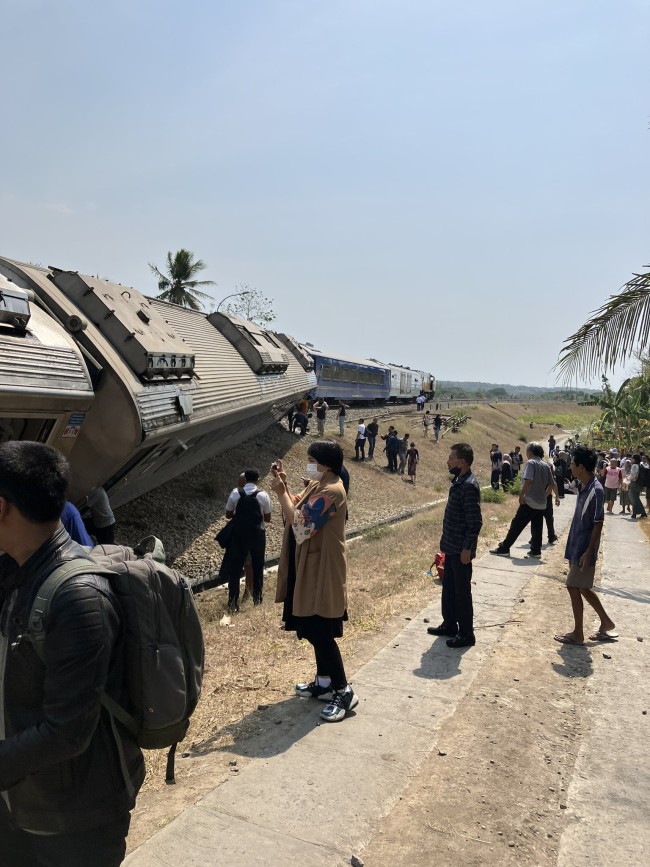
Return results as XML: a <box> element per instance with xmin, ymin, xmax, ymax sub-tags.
<box><xmin>589</xmin><ymin>631</ymin><xmax>619</xmax><ymax>642</ymax></box>
<box><xmin>554</xmin><ymin>633</ymin><xmax>585</xmax><ymax>646</ymax></box>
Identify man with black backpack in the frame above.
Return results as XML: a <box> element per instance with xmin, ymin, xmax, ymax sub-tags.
<box><xmin>220</xmin><ymin>468</ymin><xmax>272</xmax><ymax>612</ymax></box>
<box><xmin>0</xmin><ymin>441</ymin><xmax>145</xmax><ymax>866</ymax></box>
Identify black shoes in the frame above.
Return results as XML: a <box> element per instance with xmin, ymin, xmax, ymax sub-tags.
<box><xmin>490</xmin><ymin>547</ymin><xmax>510</xmax><ymax>557</ymax></box>
<box><xmin>446</xmin><ymin>635</ymin><xmax>476</xmax><ymax>648</ymax></box>
<box><xmin>548</xmin><ymin>536</ymin><xmax>558</xmax><ymax>544</ymax></box>
<box><xmin>427</xmin><ymin>623</ymin><xmax>457</xmax><ymax>637</ymax></box>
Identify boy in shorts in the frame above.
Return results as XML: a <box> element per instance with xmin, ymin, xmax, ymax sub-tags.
<box><xmin>554</xmin><ymin>446</ymin><xmax>617</xmax><ymax>646</ymax></box>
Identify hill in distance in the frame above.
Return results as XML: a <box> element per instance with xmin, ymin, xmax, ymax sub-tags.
<box><xmin>437</xmin><ymin>381</ymin><xmax>600</xmax><ymax>399</ymax></box>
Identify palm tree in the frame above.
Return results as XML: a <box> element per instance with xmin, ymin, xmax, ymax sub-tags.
<box><xmin>554</xmin><ymin>266</ymin><xmax>650</xmax><ymax>383</ymax></box>
<box><xmin>149</xmin><ymin>249</ymin><xmax>216</xmax><ymax>310</ymax></box>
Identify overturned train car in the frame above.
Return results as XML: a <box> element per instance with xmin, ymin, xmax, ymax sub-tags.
<box><xmin>0</xmin><ymin>258</ymin><xmax>315</xmax><ymax>507</ymax></box>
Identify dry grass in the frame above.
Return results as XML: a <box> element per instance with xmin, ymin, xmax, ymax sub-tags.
<box><xmin>139</xmin><ymin>497</ymin><xmax>516</xmax><ymax>794</ymax></box>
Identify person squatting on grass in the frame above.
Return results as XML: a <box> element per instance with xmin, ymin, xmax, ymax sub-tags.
<box><xmin>427</xmin><ymin>442</ymin><xmax>483</xmax><ymax>648</ymax></box>
<box><xmin>270</xmin><ymin>439</ymin><xmax>359</xmax><ymax>722</ymax></box>
<box><xmin>554</xmin><ymin>446</ymin><xmax>617</xmax><ymax>646</ymax></box>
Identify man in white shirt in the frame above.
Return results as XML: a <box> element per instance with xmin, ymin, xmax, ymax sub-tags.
<box><xmin>220</xmin><ymin>468</ymin><xmax>272</xmax><ymax>611</ymax></box>
<box><xmin>354</xmin><ymin>419</ymin><xmax>367</xmax><ymax>461</ymax></box>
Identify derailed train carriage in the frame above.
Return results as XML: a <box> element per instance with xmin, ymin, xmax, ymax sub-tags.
<box><xmin>0</xmin><ymin>258</ymin><xmax>315</xmax><ymax>507</ymax></box>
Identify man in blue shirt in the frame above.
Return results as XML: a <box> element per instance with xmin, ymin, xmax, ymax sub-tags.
<box><xmin>554</xmin><ymin>446</ymin><xmax>617</xmax><ymax>646</ymax></box>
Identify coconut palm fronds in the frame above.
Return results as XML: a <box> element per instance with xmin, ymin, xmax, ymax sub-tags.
<box><xmin>554</xmin><ymin>268</ymin><xmax>650</xmax><ymax>383</ymax></box>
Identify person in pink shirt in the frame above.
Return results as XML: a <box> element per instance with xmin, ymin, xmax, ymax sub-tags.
<box><xmin>603</xmin><ymin>457</ymin><xmax>622</xmax><ymax>514</ymax></box>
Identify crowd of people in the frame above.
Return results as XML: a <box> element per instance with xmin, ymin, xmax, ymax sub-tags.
<box><xmin>2</xmin><ymin>406</ymin><xmax>648</xmax><ymax>863</ymax></box>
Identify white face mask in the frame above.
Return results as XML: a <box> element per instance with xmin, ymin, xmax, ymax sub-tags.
<box><xmin>306</xmin><ymin>463</ymin><xmax>324</xmax><ymax>481</ymax></box>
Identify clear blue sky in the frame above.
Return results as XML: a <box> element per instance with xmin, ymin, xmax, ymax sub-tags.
<box><xmin>2</xmin><ymin>0</ymin><xmax>647</xmax><ymax>388</ymax></box>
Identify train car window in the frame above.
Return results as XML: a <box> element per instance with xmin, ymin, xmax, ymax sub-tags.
<box><xmin>0</xmin><ymin>417</ymin><xmax>56</xmax><ymax>443</ymax></box>
<box><xmin>236</xmin><ymin>325</ymin><xmax>262</xmax><ymax>347</ymax></box>
<box><xmin>263</xmin><ymin>332</ymin><xmax>283</xmax><ymax>350</ymax></box>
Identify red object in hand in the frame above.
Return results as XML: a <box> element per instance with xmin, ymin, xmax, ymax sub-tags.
<box><xmin>434</xmin><ymin>552</ymin><xmax>445</xmax><ymax>579</ymax></box>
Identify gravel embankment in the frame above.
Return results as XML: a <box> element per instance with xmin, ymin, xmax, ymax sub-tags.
<box><xmin>115</xmin><ymin>408</ymin><xmax>439</xmax><ymax>582</ymax></box>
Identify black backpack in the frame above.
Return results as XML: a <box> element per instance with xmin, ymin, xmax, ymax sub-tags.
<box><xmin>28</xmin><ymin>536</ymin><xmax>204</xmax><ymax>785</ymax></box>
<box><xmin>233</xmin><ymin>488</ymin><xmax>263</xmax><ymax>531</ymax></box>
<box><xmin>638</xmin><ymin>464</ymin><xmax>650</xmax><ymax>487</ymax></box>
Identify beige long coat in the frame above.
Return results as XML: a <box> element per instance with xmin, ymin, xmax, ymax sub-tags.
<box><xmin>275</xmin><ymin>471</ymin><xmax>347</xmax><ymax>619</ymax></box>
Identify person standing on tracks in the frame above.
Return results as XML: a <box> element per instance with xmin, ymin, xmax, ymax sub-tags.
<box><xmin>427</xmin><ymin>442</ymin><xmax>482</xmax><ymax>648</ymax></box>
<box><xmin>270</xmin><ymin>440</ymin><xmax>359</xmax><ymax>722</ymax></box>
<box><xmin>220</xmin><ymin>468</ymin><xmax>272</xmax><ymax>612</ymax></box>
<box><xmin>398</xmin><ymin>433</ymin><xmax>409</xmax><ymax>474</ymax></box>
<box><xmin>384</xmin><ymin>429</ymin><xmax>400</xmax><ymax>472</ymax></box>
<box><xmin>366</xmin><ymin>417</ymin><xmax>379</xmax><ymax>460</ymax></box>
<box><xmin>337</xmin><ymin>402</ymin><xmax>349</xmax><ymax>437</ymax></box>
<box><xmin>313</xmin><ymin>398</ymin><xmax>329</xmax><ymax>436</ymax></box>
<box><xmin>354</xmin><ymin>419</ymin><xmax>367</xmax><ymax>461</ymax></box>
<box><xmin>406</xmin><ymin>441</ymin><xmax>419</xmax><ymax>484</ymax></box>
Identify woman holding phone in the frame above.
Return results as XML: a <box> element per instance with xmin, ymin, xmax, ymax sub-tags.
<box><xmin>269</xmin><ymin>439</ymin><xmax>358</xmax><ymax>722</ymax></box>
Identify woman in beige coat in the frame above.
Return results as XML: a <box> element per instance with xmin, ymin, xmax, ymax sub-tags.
<box><xmin>270</xmin><ymin>439</ymin><xmax>358</xmax><ymax>722</ymax></box>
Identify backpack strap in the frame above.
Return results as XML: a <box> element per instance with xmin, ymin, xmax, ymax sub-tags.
<box><xmin>29</xmin><ymin>559</ymin><xmax>111</xmax><ymax>661</ymax></box>
<box><xmin>27</xmin><ymin>558</ymin><xmax>140</xmax><ymax>797</ymax></box>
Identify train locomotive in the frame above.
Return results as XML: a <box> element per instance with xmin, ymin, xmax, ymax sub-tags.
<box><xmin>0</xmin><ymin>255</ymin><xmax>433</xmax><ymax>508</ymax></box>
<box><xmin>298</xmin><ymin>344</ymin><xmax>435</xmax><ymax>404</ymax></box>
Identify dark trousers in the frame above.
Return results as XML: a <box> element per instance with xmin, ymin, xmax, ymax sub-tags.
<box><xmin>83</xmin><ymin>519</ymin><xmax>116</xmax><ymax>545</ymax></box>
<box><xmin>544</xmin><ymin>495</ymin><xmax>555</xmax><ymax>541</ymax></box>
<box><xmin>0</xmin><ymin>801</ymin><xmax>130</xmax><ymax>867</ymax></box>
<box><xmin>387</xmin><ymin>452</ymin><xmax>398</xmax><ymax>472</ymax></box>
<box><xmin>490</xmin><ymin>470</ymin><xmax>500</xmax><ymax>491</ymax></box>
<box><xmin>630</xmin><ymin>481</ymin><xmax>647</xmax><ymax>518</ymax></box>
<box><xmin>309</xmin><ymin>637</ymin><xmax>347</xmax><ymax>691</ymax></box>
<box><xmin>441</xmin><ymin>554</ymin><xmax>474</xmax><ymax>639</ymax></box>
<box><xmin>221</xmin><ymin>528</ymin><xmax>266</xmax><ymax>604</ymax></box>
<box><xmin>355</xmin><ymin>439</ymin><xmax>366</xmax><ymax>460</ymax></box>
<box><xmin>501</xmin><ymin>502</ymin><xmax>544</xmax><ymax>555</ymax></box>
<box><xmin>367</xmin><ymin>435</ymin><xmax>376</xmax><ymax>457</ymax></box>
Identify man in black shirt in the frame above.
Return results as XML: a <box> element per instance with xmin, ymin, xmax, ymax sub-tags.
<box><xmin>366</xmin><ymin>418</ymin><xmax>379</xmax><ymax>460</ymax></box>
<box><xmin>427</xmin><ymin>443</ymin><xmax>483</xmax><ymax>648</ymax></box>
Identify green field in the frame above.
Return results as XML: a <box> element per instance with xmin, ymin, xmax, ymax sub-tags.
<box><xmin>517</xmin><ymin>409</ymin><xmax>600</xmax><ymax>430</ymax></box>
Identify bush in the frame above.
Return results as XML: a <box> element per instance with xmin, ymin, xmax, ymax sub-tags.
<box><xmin>518</xmin><ymin>433</ymin><xmax>527</xmax><ymax>442</ymax></box>
<box><xmin>507</xmin><ymin>475</ymin><xmax>522</xmax><ymax>495</ymax></box>
<box><xmin>482</xmin><ymin>487</ymin><xmax>505</xmax><ymax>504</ymax></box>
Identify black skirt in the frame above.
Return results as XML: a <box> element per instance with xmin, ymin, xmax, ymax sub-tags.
<box><xmin>282</xmin><ymin>534</ymin><xmax>347</xmax><ymax>642</ymax></box>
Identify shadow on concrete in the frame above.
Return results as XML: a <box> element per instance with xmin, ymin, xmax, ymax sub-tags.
<box><xmin>191</xmin><ymin>696</ymin><xmax>323</xmax><ymax>761</ymax></box>
<box><xmin>552</xmin><ymin>644</ymin><xmax>593</xmax><ymax>679</ymax></box>
<box><xmin>598</xmin><ymin>585</ymin><xmax>650</xmax><ymax>605</ymax></box>
<box><xmin>414</xmin><ymin>637</ymin><xmax>472</xmax><ymax>681</ymax></box>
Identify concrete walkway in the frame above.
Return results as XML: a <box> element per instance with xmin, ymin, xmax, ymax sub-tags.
<box><xmin>557</xmin><ymin>513</ymin><xmax>650</xmax><ymax>866</ymax></box>
<box><xmin>125</xmin><ymin>503</ymin><xmax>649</xmax><ymax>866</ymax></box>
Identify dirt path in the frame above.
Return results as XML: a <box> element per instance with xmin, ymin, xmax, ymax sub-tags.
<box><xmin>361</xmin><ymin>541</ymin><xmax>582</xmax><ymax>865</ymax></box>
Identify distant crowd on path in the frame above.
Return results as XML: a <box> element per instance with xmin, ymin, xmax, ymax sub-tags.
<box><xmin>487</xmin><ymin>438</ymin><xmax>650</xmax><ymax>648</ymax></box>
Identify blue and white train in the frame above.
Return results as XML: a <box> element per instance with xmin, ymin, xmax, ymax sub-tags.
<box><xmin>296</xmin><ymin>344</ymin><xmax>435</xmax><ymax>404</ymax></box>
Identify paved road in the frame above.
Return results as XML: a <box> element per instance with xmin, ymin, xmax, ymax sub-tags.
<box><xmin>125</xmin><ymin>504</ymin><xmax>649</xmax><ymax>866</ymax></box>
